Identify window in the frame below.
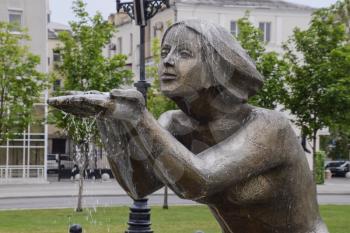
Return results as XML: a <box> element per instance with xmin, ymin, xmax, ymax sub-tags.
<box><xmin>230</xmin><ymin>21</ymin><xmax>239</xmax><ymax>37</ymax></box>
<box><xmin>9</xmin><ymin>10</ymin><xmax>22</xmax><ymax>32</ymax></box>
<box><xmin>259</xmin><ymin>22</ymin><xmax>271</xmax><ymax>42</ymax></box>
<box><xmin>53</xmin><ymin>49</ymin><xmax>61</xmax><ymax>62</ymax></box>
<box><xmin>52</xmin><ymin>138</ymin><xmax>66</xmax><ymax>154</ymax></box>
<box><xmin>118</xmin><ymin>37</ymin><xmax>123</xmax><ymax>54</ymax></box>
<box><xmin>108</xmin><ymin>43</ymin><xmax>116</xmax><ymax>58</ymax></box>
<box><xmin>129</xmin><ymin>33</ymin><xmax>133</xmax><ymax>55</ymax></box>
<box><xmin>9</xmin><ymin>10</ymin><xmax>22</xmax><ymax>25</ymax></box>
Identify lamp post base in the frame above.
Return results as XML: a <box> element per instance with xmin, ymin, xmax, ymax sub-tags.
<box><xmin>125</xmin><ymin>198</ymin><xmax>153</xmax><ymax>233</ymax></box>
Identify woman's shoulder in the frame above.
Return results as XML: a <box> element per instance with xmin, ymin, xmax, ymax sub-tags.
<box><xmin>158</xmin><ymin>110</ymin><xmax>197</xmax><ymax>135</ymax></box>
<box><xmin>249</xmin><ymin>107</ymin><xmax>291</xmax><ymax>131</ymax></box>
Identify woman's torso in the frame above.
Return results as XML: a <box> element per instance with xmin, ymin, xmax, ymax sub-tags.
<box><xmin>160</xmin><ymin>108</ymin><xmax>327</xmax><ymax>233</ymax></box>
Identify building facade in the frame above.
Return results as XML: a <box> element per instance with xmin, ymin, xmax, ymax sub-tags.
<box><xmin>0</xmin><ymin>0</ymin><xmax>49</xmax><ymax>183</ymax></box>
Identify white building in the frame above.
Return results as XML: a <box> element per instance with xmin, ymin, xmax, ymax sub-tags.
<box><xmin>0</xmin><ymin>0</ymin><xmax>49</xmax><ymax>183</ymax></box>
<box><xmin>107</xmin><ymin>0</ymin><xmax>314</xmax><ymax>79</ymax></box>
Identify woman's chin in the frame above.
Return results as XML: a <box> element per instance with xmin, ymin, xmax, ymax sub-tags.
<box><xmin>160</xmin><ymin>83</ymin><xmax>180</xmax><ymax>97</ymax></box>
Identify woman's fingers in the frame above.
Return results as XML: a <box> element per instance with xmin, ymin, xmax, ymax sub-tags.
<box><xmin>62</xmin><ymin>90</ymin><xmax>103</xmax><ymax>96</ymax></box>
<box><xmin>47</xmin><ymin>89</ymin><xmax>145</xmax><ymax>121</ymax></box>
<box><xmin>110</xmin><ymin>89</ymin><xmax>145</xmax><ymax>107</ymax></box>
<box><xmin>48</xmin><ymin>93</ymin><xmax>110</xmax><ymax>117</ymax></box>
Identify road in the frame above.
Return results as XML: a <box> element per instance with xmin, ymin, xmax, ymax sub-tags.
<box><xmin>0</xmin><ymin>194</ymin><xmax>349</xmax><ymax>210</ymax></box>
<box><xmin>0</xmin><ymin>195</ymin><xmax>196</xmax><ymax>210</ymax></box>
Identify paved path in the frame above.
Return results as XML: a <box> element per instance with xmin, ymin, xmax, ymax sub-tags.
<box><xmin>0</xmin><ymin>195</ymin><xmax>197</xmax><ymax>210</ymax></box>
<box><xmin>0</xmin><ymin>180</ymin><xmax>132</xmax><ymax>199</ymax></box>
<box><xmin>0</xmin><ymin>177</ymin><xmax>349</xmax><ymax>210</ymax></box>
<box><xmin>317</xmin><ymin>177</ymin><xmax>350</xmax><ymax>195</ymax></box>
<box><xmin>0</xmin><ymin>177</ymin><xmax>349</xmax><ymax>199</ymax></box>
<box><xmin>1</xmin><ymin>194</ymin><xmax>349</xmax><ymax>210</ymax></box>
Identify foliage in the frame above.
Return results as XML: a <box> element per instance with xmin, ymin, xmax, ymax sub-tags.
<box><xmin>50</xmin><ymin>0</ymin><xmax>132</xmax><ymax>211</ymax></box>
<box><xmin>315</xmin><ymin>151</ymin><xmax>326</xmax><ymax>184</ymax></box>
<box><xmin>330</xmin><ymin>0</ymin><xmax>350</xmax><ymax>34</ymax></box>
<box><xmin>236</xmin><ymin>15</ymin><xmax>265</xmax><ymax>61</ymax></box>
<box><xmin>328</xmin><ymin>125</ymin><xmax>350</xmax><ymax>160</ymax></box>
<box><xmin>282</xmin><ymin>5</ymin><xmax>350</xmax><ymax>163</ymax></box>
<box><xmin>235</xmin><ymin>14</ymin><xmax>287</xmax><ymax>109</ymax></box>
<box><xmin>51</xmin><ymin>0</ymin><xmax>132</xmax><ymax>146</ymax></box>
<box><xmin>0</xmin><ymin>205</ymin><xmax>350</xmax><ymax>233</ymax></box>
<box><xmin>0</xmin><ymin>22</ymin><xmax>47</xmax><ymax>144</ymax></box>
<box><xmin>322</xmin><ymin>5</ymin><xmax>350</xmax><ymax>159</ymax></box>
<box><xmin>54</xmin><ymin>1</ymin><xmax>132</xmax><ymax>92</ymax></box>
<box><xmin>146</xmin><ymin>37</ymin><xmax>176</xmax><ymax>119</ymax></box>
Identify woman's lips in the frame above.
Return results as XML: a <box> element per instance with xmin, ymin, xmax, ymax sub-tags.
<box><xmin>160</xmin><ymin>73</ymin><xmax>177</xmax><ymax>81</ymax></box>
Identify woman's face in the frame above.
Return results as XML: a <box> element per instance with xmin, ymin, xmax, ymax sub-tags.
<box><xmin>158</xmin><ymin>26</ymin><xmax>211</xmax><ymax>98</ymax></box>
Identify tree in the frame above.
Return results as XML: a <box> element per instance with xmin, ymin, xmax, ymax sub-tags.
<box><xmin>328</xmin><ymin>126</ymin><xmax>350</xmax><ymax>160</ymax></box>
<box><xmin>50</xmin><ymin>0</ymin><xmax>132</xmax><ymax>212</ymax></box>
<box><xmin>331</xmin><ymin>0</ymin><xmax>350</xmax><ymax>34</ymax></box>
<box><xmin>146</xmin><ymin>36</ymin><xmax>177</xmax><ymax>209</ymax></box>
<box><xmin>235</xmin><ymin>15</ymin><xmax>287</xmax><ymax>109</ymax></box>
<box><xmin>0</xmin><ymin>22</ymin><xmax>46</xmax><ymax>144</ymax></box>
<box><xmin>283</xmin><ymin>4</ymin><xmax>350</xmax><ymax>175</ymax></box>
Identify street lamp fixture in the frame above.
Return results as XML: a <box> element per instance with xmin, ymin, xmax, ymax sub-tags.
<box><xmin>116</xmin><ymin>0</ymin><xmax>170</xmax><ymax>100</ymax></box>
<box><xmin>115</xmin><ymin>1</ymin><xmax>170</xmax><ymax>233</ymax></box>
<box><xmin>117</xmin><ymin>0</ymin><xmax>170</xmax><ymax>26</ymax></box>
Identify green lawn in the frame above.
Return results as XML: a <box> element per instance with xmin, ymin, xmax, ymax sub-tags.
<box><xmin>0</xmin><ymin>205</ymin><xmax>348</xmax><ymax>233</ymax></box>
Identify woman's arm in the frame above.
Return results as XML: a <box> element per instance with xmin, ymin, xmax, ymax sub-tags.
<box><xmin>129</xmin><ymin>109</ymin><xmax>290</xmax><ymax>200</ymax></box>
<box><xmin>97</xmin><ymin>119</ymin><xmax>164</xmax><ymax>199</ymax></box>
<box><xmin>48</xmin><ymin>90</ymin><xmax>291</xmax><ymax>200</ymax></box>
<box><xmin>48</xmin><ymin>90</ymin><xmax>166</xmax><ymax>199</ymax></box>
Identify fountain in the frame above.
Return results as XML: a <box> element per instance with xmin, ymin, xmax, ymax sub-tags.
<box><xmin>49</xmin><ymin>20</ymin><xmax>329</xmax><ymax>233</ymax></box>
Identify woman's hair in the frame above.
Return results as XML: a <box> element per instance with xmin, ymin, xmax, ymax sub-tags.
<box><xmin>162</xmin><ymin>20</ymin><xmax>264</xmax><ymax>103</ymax></box>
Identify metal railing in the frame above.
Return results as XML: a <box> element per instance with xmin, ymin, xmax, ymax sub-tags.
<box><xmin>0</xmin><ymin>165</ymin><xmax>45</xmax><ymax>182</ymax></box>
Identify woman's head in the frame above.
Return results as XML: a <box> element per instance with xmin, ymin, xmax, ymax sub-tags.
<box><xmin>158</xmin><ymin>20</ymin><xmax>264</xmax><ymax>103</ymax></box>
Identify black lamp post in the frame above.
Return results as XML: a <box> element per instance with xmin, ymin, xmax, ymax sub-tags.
<box><xmin>115</xmin><ymin>1</ymin><xmax>170</xmax><ymax>233</ymax></box>
<box><xmin>116</xmin><ymin>0</ymin><xmax>170</xmax><ymax>100</ymax></box>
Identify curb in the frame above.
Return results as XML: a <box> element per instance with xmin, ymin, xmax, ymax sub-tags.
<box><xmin>1</xmin><ymin>192</ymin><xmax>349</xmax><ymax>199</ymax></box>
<box><xmin>317</xmin><ymin>192</ymin><xmax>350</xmax><ymax>195</ymax></box>
<box><xmin>0</xmin><ymin>193</ymin><xmax>177</xmax><ymax>200</ymax></box>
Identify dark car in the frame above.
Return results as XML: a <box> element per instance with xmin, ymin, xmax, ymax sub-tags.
<box><xmin>325</xmin><ymin>161</ymin><xmax>350</xmax><ymax>177</ymax></box>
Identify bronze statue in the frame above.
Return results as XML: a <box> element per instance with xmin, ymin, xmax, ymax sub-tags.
<box><xmin>49</xmin><ymin>20</ymin><xmax>329</xmax><ymax>233</ymax></box>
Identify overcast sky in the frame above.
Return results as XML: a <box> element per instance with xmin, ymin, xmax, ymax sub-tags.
<box><xmin>50</xmin><ymin>0</ymin><xmax>339</xmax><ymax>25</ymax></box>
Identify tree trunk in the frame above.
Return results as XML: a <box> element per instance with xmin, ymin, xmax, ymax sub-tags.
<box><xmin>163</xmin><ymin>185</ymin><xmax>168</xmax><ymax>209</ymax></box>
<box><xmin>76</xmin><ymin>169</ymin><xmax>84</xmax><ymax>212</ymax></box>
<box><xmin>312</xmin><ymin>130</ymin><xmax>318</xmax><ymax>181</ymax></box>
<box><xmin>76</xmin><ymin>142</ymin><xmax>89</xmax><ymax>212</ymax></box>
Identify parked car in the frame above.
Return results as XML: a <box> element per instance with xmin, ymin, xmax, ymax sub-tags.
<box><xmin>47</xmin><ymin>154</ymin><xmax>58</xmax><ymax>173</ymax></box>
<box><xmin>325</xmin><ymin>161</ymin><xmax>350</xmax><ymax>177</ymax></box>
<box><xmin>47</xmin><ymin>154</ymin><xmax>75</xmax><ymax>174</ymax></box>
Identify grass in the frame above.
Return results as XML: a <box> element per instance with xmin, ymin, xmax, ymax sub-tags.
<box><xmin>0</xmin><ymin>205</ymin><xmax>348</xmax><ymax>233</ymax></box>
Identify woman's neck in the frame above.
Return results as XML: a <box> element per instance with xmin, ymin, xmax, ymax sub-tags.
<box><xmin>171</xmin><ymin>88</ymin><xmax>253</xmax><ymax>124</ymax></box>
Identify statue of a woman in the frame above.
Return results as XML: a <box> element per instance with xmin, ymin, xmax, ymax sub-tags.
<box><xmin>49</xmin><ymin>20</ymin><xmax>329</xmax><ymax>233</ymax></box>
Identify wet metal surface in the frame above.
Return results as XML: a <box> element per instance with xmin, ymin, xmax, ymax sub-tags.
<box><xmin>48</xmin><ymin>20</ymin><xmax>329</xmax><ymax>233</ymax></box>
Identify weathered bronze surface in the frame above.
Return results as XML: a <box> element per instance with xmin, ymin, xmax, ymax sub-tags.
<box><xmin>48</xmin><ymin>20</ymin><xmax>329</xmax><ymax>233</ymax></box>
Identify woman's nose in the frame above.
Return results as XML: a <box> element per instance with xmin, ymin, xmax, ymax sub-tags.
<box><xmin>163</xmin><ymin>53</ymin><xmax>175</xmax><ymax>66</ymax></box>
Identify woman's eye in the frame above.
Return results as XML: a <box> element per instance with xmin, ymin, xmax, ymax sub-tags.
<box><xmin>161</xmin><ymin>49</ymin><xmax>169</xmax><ymax>58</ymax></box>
<box><xmin>179</xmin><ymin>50</ymin><xmax>192</xmax><ymax>58</ymax></box>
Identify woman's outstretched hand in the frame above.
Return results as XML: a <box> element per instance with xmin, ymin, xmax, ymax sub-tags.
<box><xmin>48</xmin><ymin>89</ymin><xmax>146</xmax><ymax>123</ymax></box>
